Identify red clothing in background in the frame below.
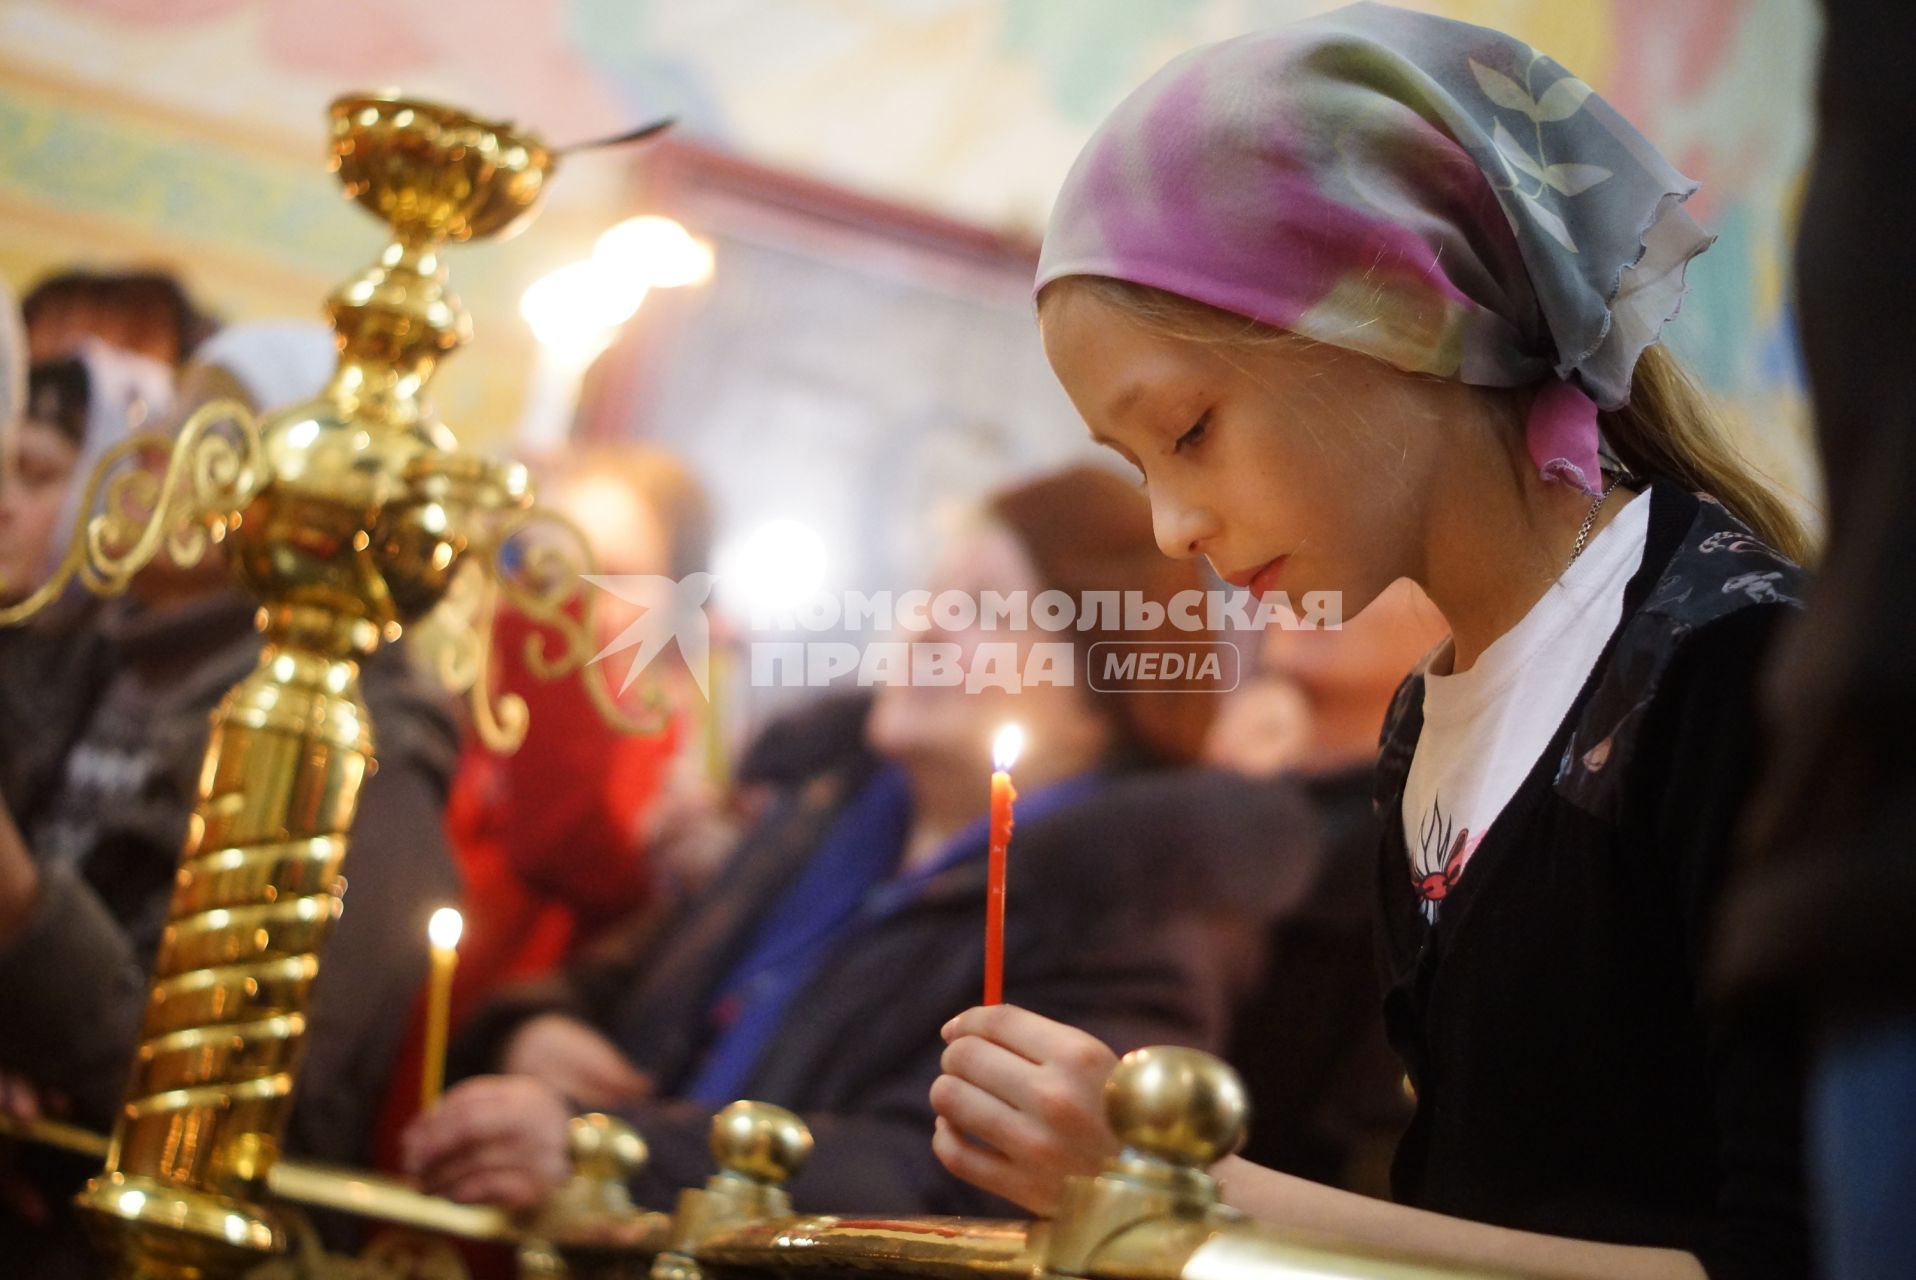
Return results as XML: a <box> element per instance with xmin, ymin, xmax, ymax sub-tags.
<box><xmin>374</xmin><ymin>606</ymin><xmax>680</xmax><ymax>1171</ymax></box>
<box><xmin>444</xmin><ymin>607</ymin><xmax>680</xmax><ymax>1004</ymax></box>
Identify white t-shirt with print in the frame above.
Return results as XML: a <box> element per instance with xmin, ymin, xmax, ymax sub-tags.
<box><xmin>1401</xmin><ymin>490</ymin><xmax>1651</xmax><ymax>922</ymax></box>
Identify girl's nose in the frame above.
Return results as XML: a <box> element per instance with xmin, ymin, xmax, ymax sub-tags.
<box><xmin>1150</xmin><ymin>493</ymin><xmax>1217</xmax><ymax>561</ymax></box>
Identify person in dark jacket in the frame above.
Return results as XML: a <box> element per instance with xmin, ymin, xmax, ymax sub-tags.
<box><xmin>0</xmin><ymin>324</ymin><xmax>460</xmax><ymax>1277</ymax></box>
<box><xmin>1714</xmin><ymin>4</ymin><xmax>1916</xmax><ymax>1278</ymax></box>
<box><xmin>399</xmin><ymin>466</ymin><xmax>1315</xmax><ymax>1216</ymax></box>
<box><xmin>933</xmin><ymin>8</ymin><xmax>1813</xmax><ymax>1279</ymax></box>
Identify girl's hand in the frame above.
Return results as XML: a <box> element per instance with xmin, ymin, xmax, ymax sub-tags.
<box><xmin>928</xmin><ymin>1005</ymin><xmax>1121</xmax><ymax>1215</ymax></box>
<box><xmin>400</xmin><ymin>1076</ymin><xmax>572</xmax><ymax>1214</ymax></box>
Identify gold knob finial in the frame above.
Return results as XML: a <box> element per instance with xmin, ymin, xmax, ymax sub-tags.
<box><xmin>568</xmin><ymin>1113</ymin><xmax>649</xmax><ymax>1183</ymax></box>
<box><xmin>707</xmin><ymin>1101</ymin><xmax>813</xmax><ymax>1184</ymax></box>
<box><xmin>1103</xmin><ymin>1047</ymin><xmax>1249</xmax><ymax>1168</ymax></box>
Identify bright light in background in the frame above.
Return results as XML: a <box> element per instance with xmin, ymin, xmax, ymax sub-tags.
<box><xmin>562</xmin><ymin>471</ymin><xmax>665</xmax><ymax>571</ymax></box>
<box><xmin>515</xmin><ymin>213</ymin><xmax>714</xmax><ymax>451</ymax></box>
<box><xmin>596</xmin><ymin>215</ymin><xmax>715</xmax><ymax>290</ymax></box>
<box><xmin>715</xmin><ymin>518</ymin><xmax>830</xmax><ymax>617</ymax></box>
<box><xmin>519</xmin><ymin>260</ymin><xmax>647</xmax><ymax>357</ymax></box>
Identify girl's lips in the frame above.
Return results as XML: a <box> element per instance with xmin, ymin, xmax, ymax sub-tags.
<box><xmin>1251</xmin><ymin>557</ymin><xmax>1289</xmax><ymax>596</ymax></box>
<box><xmin>1226</xmin><ymin>556</ymin><xmax>1288</xmax><ymax>596</ymax></box>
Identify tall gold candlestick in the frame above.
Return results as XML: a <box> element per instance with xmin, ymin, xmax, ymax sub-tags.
<box><xmin>73</xmin><ymin>97</ymin><xmax>557</xmax><ymax>1276</ymax></box>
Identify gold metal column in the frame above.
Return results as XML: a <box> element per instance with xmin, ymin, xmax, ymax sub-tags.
<box><xmin>64</xmin><ymin>96</ymin><xmax>552</xmax><ymax>1279</ymax></box>
<box><xmin>75</xmin><ymin>633</ymin><xmax>375</xmax><ymax>1275</ymax></box>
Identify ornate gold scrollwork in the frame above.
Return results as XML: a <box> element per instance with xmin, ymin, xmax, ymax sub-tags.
<box><xmin>0</xmin><ymin>396</ymin><xmax>265</xmax><ymax>624</ymax></box>
<box><xmin>466</xmin><ymin>502</ymin><xmax>672</xmax><ymax>747</ymax></box>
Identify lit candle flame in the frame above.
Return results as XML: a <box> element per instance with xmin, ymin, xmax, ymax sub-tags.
<box><xmin>428</xmin><ymin>907</ymin><xmax>464</xmax><ymax>951</ymax></box>
<box><xmin>993</xmin><ymin>724</ymin><xmax>1024</xmax><ymax>772</ymax></box>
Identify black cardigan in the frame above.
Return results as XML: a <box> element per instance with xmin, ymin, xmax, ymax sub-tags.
<box><xmin>1372</xmin><ymin>482</ymin><xmax>1810</xmax><ymax>1280</ymax></box>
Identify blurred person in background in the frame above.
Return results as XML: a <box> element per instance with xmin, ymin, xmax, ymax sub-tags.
<box><xmin>440</xmin><ymin>442</ymin><xmax>717</xmax><ymax>1013</ymax></box>
<box><xmin>21</xmin><ymin>268</ymin><xmax>215</xmax><ymax>368</ymax></box>
<box><xmin>1715</xmin><ymin>3</ymin><xmax>1916</xmax><ymax>1278</ymax></box>
<box><xmin>1201</xmin><ymin>664</ymin><xmax>1312</xmax><ymax>780</ymax></box>
<box><xmin>0</xmin><ymin>322</ymin><xmax>458</xmax><ymax>1277</ymax></box>
<box><xmin>399</xmin><ymin>465</ymin><xmax>1307</xmax><ymax>1216</ymax></box>
<box><xmin>0</xmin><ymin>277</ymin><xmax>26</xmax><ymax>948</ymax></box>
<box><xmin>370</xmin><ymin>442</ymin><xmax>720</xmax><ymax>1179</ymax></box>
<box><xmin>0</xmin><ymin>278</ymin><xmax>22</xmax><ymax>491</ymax></box>
<box><xmin>0</xmin><ymin>343</ymin><xmax>171</xmax><ymax>611</ymax></box>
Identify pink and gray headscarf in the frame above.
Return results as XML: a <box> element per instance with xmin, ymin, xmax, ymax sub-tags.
<box><xmin>1036</xmin><ymin>1</ymin><xmax>1712</xmax><ymax>496</ymax></box>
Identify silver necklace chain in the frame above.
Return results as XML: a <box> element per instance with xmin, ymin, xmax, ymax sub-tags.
<box><xmin>1565</xmin><ymin>471</ymin><xmax>1623</xmax><ymax>571</ymax></box>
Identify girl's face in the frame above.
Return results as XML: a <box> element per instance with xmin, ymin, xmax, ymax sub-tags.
<box><xmin>1040</xmin><ymin>286</ymin><xmax>1470</xmax><ymax>621</ymax></box>
<box><xmin>0</xmin><ymin>418</ymin><xmax>81</xmax><ymax>603</ymax></box>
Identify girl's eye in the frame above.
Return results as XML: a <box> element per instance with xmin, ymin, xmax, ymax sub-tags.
<box><xmin>1173</xmin><ymin>410</ymin><xmax>1211</xmax><ymax>455</ymax></box>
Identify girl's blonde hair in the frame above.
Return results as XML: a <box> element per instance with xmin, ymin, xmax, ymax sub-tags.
<box><xmin>1043</xmin><ymin>275</ymin><xmax>1813</xmax><ymax>565</ymax></box>
<box><xmin>1603</xmin><ymin>344</ymin><xmax>1811</xmax><ymax>563</ymax></box>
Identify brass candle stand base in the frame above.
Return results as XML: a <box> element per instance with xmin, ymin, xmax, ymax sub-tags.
<box><xmin>10</xmin><ymin>1051</ymin><xmax>1527</xmax><ymax>1279</ymax></box>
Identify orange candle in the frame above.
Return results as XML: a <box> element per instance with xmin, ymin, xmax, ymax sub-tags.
<box><xmin>984</xmin><ymin>725</ymin><xmax>1023</xmax><ymax>1006</ymax></box>
<box><xmin>420</xmin><ymin>907</ymin><xmax>463</xmax><ymax>1110</ymax></box>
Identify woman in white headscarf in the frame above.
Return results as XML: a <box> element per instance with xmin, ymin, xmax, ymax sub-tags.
<box><xmin>127</xmin><ymin>321</ymin><xmax>336</xmax><ymax>604</ymax></box>
<box><xmin>0</xmin><ymin>340</ymin><xmax>172</xmax><ymax>607</ymax></box>
<box><xmin>0</xmin><ymin>280</ymin><xmax>22</xmax><ymax>432</ymax></box>
<box><xmin>182</xmin><ymin>320</ymin><xmax>336</xmax><ymax>416</ymax></box>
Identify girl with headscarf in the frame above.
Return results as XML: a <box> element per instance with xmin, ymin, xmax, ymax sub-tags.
<box><xmin>933</xmin><ymin>7</ymin><xmax>1810</xmax><ymax>1278</ymax></box>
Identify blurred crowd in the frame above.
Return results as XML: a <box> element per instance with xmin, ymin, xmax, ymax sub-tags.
<box><xmin>2</xmin><ymin>6</ymin><xmax>1911</xmax><ymax>1261</ymax></box>
<box><xmin>0</xmin><ymin>265</ymin><xmax>1445</xmax><ymax>1273</ymax></box>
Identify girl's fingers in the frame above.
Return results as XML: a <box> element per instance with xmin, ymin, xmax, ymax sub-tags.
<box><xmin>931</xmin><ymin>1115</ymin><xmax>1007</xmax><ymax>1178</ymax></box>
<box><xmin>928</xmin><ymin>1073</ymin><xmax>1057</xmax><ymax>1163</ymax></box>
<box><xmin>943</xmin><ymin>1008</ymin><xmax>1120</xmax><ymax>1098</ymax></box>
<box><xmin>942</xmin><ymin>1005</ymin><xmax>1074</xmax><ymax>1061</ymax></box>
<box><xmin>931</xmin><ymin>1118</ymin><xmax>1053</xmax><ymax>1217</ymax></box>
<box><xmin>941</xmin><ymin>1034</ymin><xmax>1045</xmax><ymax>1110</ymax></box>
